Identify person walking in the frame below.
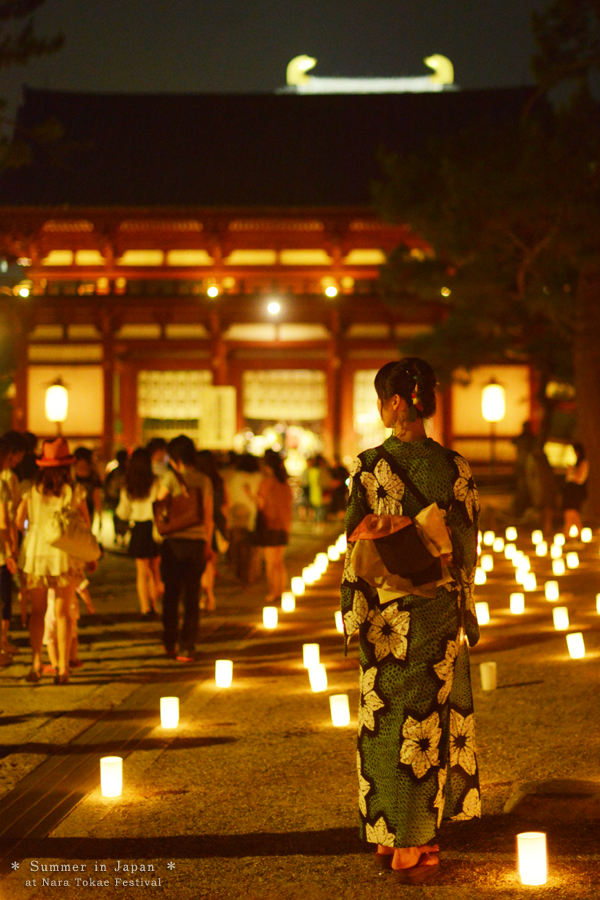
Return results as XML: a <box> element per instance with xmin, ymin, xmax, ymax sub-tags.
<box><xmin>196</xmin><ymin>449</ymin><xmax>229</xmax><ymax>613</ymax></box>
<box><xmin>104</xmin><ymin>449</ymin><xmax>130</xmax><ymax>547</ymax></box>
<box><xmin>341</xmin><ymin>358</ymin><xmax>480</xmax><ymax>884</ymax></box>
<box><xmin>16</xmin><ymin>438</ymin><xmax>95</xmax><ymax>684</ymax></box>
<box><xmin>253</xmin><ymin>449</ymin><xmax>293</xmax><ymax>603</ymax></box>
<box><xmin>156</xmin><ymin>436</ymin><xmax>213</xmax><ymax>661</ymax></box>
<box><xmin>116</xmin><ymin>447</ymin><xmax>162</xmax><ymax>619</ymax></box>
<box><xmin>0</xmin><ymin>437</ymin><xmax>19</xmax><ymax>663</ymax></box>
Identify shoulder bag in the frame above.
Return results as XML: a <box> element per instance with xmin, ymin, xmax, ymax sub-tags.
<box><xmin>153</xmin><ymin>469</ymin><xmax>204</xmax><ymax>536</ymax></box>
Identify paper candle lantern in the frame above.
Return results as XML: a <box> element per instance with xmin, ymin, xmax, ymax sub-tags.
<box><xmin>160</xmin><ymin>697</ymin><xmax>179</xmax><ymax>729</ymax></box>
<box><xmin>531</xmin><ymin>530</ymin><xmax>543</xmax><ymax>545</ymax></box>
<box><xmin>524</xmin><ymin>573</ymin><xmax>537</xmax><ymax>592</ymax></box>
<box><xmin>567</xmin><ymin>632</ymin><xmax>585</xmax><ymax>658</ymax></box>
<box><xmin>510</xmin><ymin>593</ymin><xmax>525</xmax><ymax>614</ymax></box>
<box><xmin>308</xmin><ymin>664</ymin><xmax>328</xmax><ymax>692</ymax></box>
<box><xmin>215</xmin><ymin>659</ymin><xmax>233</xmax><ymax>687</ymax></box>
<box><xmin>329</xmin><ymin>694</ymin><xmax>350</xmax><ymax>726</ymax></box>
<box><xmin>517</xmin><ymin>832</ymin><xmax>547</xmax><ymax>886</ymax></box>
<box><xmin>569</xmin><ymin>524</ymin><xmax>579</xmax><ymax>538</ymax></box>
<box><xmin>550</xmin><ymin>544</ymin><xmax>562</xmax><ymax>559</ymax></box>
<box><xmin>535</xmin><ymin>541</ymin><xmax>548</xmax><ymax>557</ymax></box>
<box><xmin>303</xmin><ymin>643</ymin><xmax>320</xmax><ymax>667</ymax></box>
<box><xmin>291</xmin><ymin>576</ymin><xmax>305</xmax><ymax>595</ymax></box>
<box><xmin>554</xmin><ymin>533</ymin><xmax>565</xmax><ymax>546</ymax></box>
<box><xmin>553</xmin><ymin>607</ymin><xmax>569</xmax><ymax>630</ymax></box>
<box><xmin>281</xmin><ymin>592</ymin><xmax>295</xmax><ymax>612</ymax></box>
<box><xmin>504</xmin><ymin>543</ymin><xmax>516</xmax><ymax>560</ymax></box>
<box><xmin>474</xmin><ymin>568</ymin><xmax>487</xmax><ymax>585</ymax></box>
<box><xmin>327</xmin><ymin>545</ymin><xmax>341</xmax><ymax>561</ymax></box>
<box><xmin>335</xmin><ymin>610</ymin><xmax>344</xmax><ymax>633</ymax></box>
<box><xmin>475</xmin><ymin>601</ymin><xmax>490</xmax><ymax>625</ymax></box>
<box><xmin>480</xmin><ymin>661</ymin><xmax>497</xmax><ymax>691</ymax></box>
<box><xmin>566</xmin><ymin>552</ymin><xmax>579</xmax><ymax>569</ymax></box>
<box><xmin>315</xmin><ymin>552</ymin><xmax>329</xmax><ymax>571</ymax></box>
<box><xmin>336</xmin><ymin>535</ymin><xmax>347</xmax><ymax>553</ymax></box>
<box><xmin>581</xmin><ymin>527</ymin><xmax>592</xmax><ymax>543</ymax></box>
<box><xmin>596</xmin><ymin>594</ymin><xmax>600</xmax><ymax>614</ymax></box>
<box><xmin>263</xmin><ymin>606</ymin><xmax>278</xmax><ymax>628</ymax></box>
<box><xmin>544</xmin><ymin>581</ymin><xmax>559</xmax><ymax>602</ymax></box>
<box><xmin>493</xmin><ymin>537</ymin><xmax>505</xmax><ymax>552</ymax></box>
<box><xmin>506</xmin><ymin>526</ymin><xmax>518</xmax><ymax>541</ymax></box>
<box><xmin>100</xmin><ymin>756</ymin><xmax>123</xmax><ymax>798</ymax></box>
<box><xmin>483</xmin><ymin>530</ymin><xmax>495</xmax><ymax>546</ymax></box>
<box><xmin>481</xmin><ymin>554</ymin><xmax>494</xmax><ymax>572</ymax></box>
<box><xmin>552</xmin><ymin>559</ymin><xmax>566</xmax><ymax>576</ymax></box>
<box><xmin>302</xmin><ymin>566</ymin><xmax>317</xmax><ymax>584</ymax></box>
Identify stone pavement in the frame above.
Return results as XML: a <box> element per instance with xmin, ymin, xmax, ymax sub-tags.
<box><xmin>0</xmin><ymin>522</ymin><xmax>600</xmax><ymax>899</ymax></box>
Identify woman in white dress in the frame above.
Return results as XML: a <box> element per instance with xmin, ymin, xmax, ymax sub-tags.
<box><xmin>17</xmin><ymin>438</ymin><xmax>92</xmax><ymax>684</ymax></box>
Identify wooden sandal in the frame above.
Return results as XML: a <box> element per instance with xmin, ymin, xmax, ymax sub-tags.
<box><xmin>392</xmin><ymin>853</ymin><xmax>440</xmax><ymax>885</ymax></box>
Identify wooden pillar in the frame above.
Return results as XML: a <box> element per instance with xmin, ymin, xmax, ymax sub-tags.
<box><xmin>100</xmin><ymin>312</ymin><xmax>114</xmax><ymax>462</ymax></box>
<box><xmin>325</xmin><ymin>311</ymin><xmax>341</xmax><ymax>460</ymax></box>
<box><xmin>11</xmin><ymin>315</ymin><xmax>29</xmax><ymax>431</ymax></box>
<box><xmin>209</xmin><ymin>311</ymin><xmax>228</xmax><ymax>386</ymax></box>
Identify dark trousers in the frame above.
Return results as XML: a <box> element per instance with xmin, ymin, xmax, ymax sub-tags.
<box><xmin>161</xmin><ymin>538</ymin><xmax>206</xmax><ymax>652</ymax></box>
<box><xmin>0</xmin><ymin>564</ymin><xmax>12</xmax><ymax>621</ymax></box>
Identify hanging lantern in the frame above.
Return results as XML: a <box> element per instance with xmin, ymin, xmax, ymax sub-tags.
<box><xmin>291</xmin><ymin>576</ymin><xmax>305</xmax><ymax>595</ymax></box>
<box><xmin>524</xmin><ymin>572</ymin><xmax>537</xmax><ymax>592</ymax></box>
<box><xmin>215</xmin><ymin>659</ymin><xmax>233</xmax><ymax>687</ymax></box>
<box><xmin>45</xmin><ymin>378</ymin><xmax>69</xmax><ymax>426</ymax></box>
<box><xmin>335</xmin><ymin>610</ymin><xmax>344</xmax><ymax>633</ymax></box>
<box><xmin>553</xmin><ymin>607</ymin><xmax>569</xmax><ymax>630</ymax></box>
<box><xmin>510</xmin><ymin>593</ymin><xmax>525</xmax><ymax>614</ymax></box>
<box><xmin>481</xmin><ymin>381</ymin><xmax>505</xmax><ymax>422</ymax></box>
<box><xmin>566</xmin><ymin>552</ymin><xmax>579</xmax><ymax>569</ymax></box>
<box><xmin>480</xmin><ymin>661</ymin><xmax>497</xmax><ymax>691</ymax></box>
<box><xmin>506</xmin><ymin>526</ymin><xmax>518</xmax><ymax>541</ymax></box>
<box><xmin>483</xmin><ymin>531</ymin><xmax>495</xmax><ymax>546</ymax></box>
<box><xmin>160</xmin><ymin>697</ymin><xmax>179</xmax><ymax>729</ymax></box>
<box><xmin>303</xmin><ymin>643</ymin><xmax>320</xmax><ymax>667</ymax></box>
<box><xmin>544</xmin><ymin>581</ymin><xmax>559</xmax><ymax>602</ymax></box>
<box><xmin>475</xmin><ymin>601</ymin><xmax>490</xmax><ymax>625</ymax></box>
<box><xmin>263</xmin><ymin>606</ymin><xmax>278</xmax><ymax>629</ymax></box>
<box><xmin>474</xmin><ymin>568</ymin><xmax>487</xmax><ymax>585</ymax></box>
<box><xmin>552</xmin><ymin>559</ymin><xmax>566</xmax><ymax>576</ymax></box>
<box><xmin>581</xmin><ymin>527</ymin><xmax>592</xmax><ymax>543</ymax></box>
<box><xmin>100</xmin><ymin>756</ymin><xmax>123</xmax><ymax>798</ymax></box>
<box><xmin>281</xmin><ymin>592</ymin><xmax>295</xmax><ymax>612</ymax></box>
<box><xmin>329</xmin><ymin>694</ymin><xmax>351</xmax><ymax>727</ymax></box>
<box><xmin>535</xmin><ymin>541</ymin><xmax>548</xmax><ymax>557</ymax></box>
<box><xmin>566</xmin><ymin>632</ymin><xmax>585</xmax><ymax>658</ymax></box>
<box><xmin>493</xmin><ymin>537</ymin><xmax>505</xmax><ymax>553</ymax></box>
<box><xmin>481</xmin><ymin>554</ymin><xmax>494</xmax><ymax>572</ymax></box>
<box><xmin>308</xmin><ymin>664</ymin><xmax>328</xmax><ymax>692</ymax></box>
<box><xmin>517</xmin><ymin>832</ymin><xmax>547</xmax><ymax>886</ymax></box>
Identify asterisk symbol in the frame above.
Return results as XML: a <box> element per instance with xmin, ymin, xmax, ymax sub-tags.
<box><xmin>11</xmin><ymin>862</ymin><xmax>19</xmax><ymax>870</ymax></box>
<box><xmin>167</xmin><ymin>862</ymin><xmax>175</xmax><ymax>870</ymax></box>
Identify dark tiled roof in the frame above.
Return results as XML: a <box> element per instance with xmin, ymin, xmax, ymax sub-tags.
<box><xmin>0</xmin><ymin>86</ymin><xmax>534</xmax><ymax>208</ymax></box>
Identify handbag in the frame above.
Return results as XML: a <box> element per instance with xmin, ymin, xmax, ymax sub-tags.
<box><xmin>47</xmin><ymin>507</ymin><xmax>102</xmax><ymax>563</ymax></box>
<box><xmin>153</xmin><ymin>470</ymin><xmax>204</xmax><ymax>536</ymax></box>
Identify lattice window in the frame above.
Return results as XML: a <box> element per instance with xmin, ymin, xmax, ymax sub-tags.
<box><xmin>243</xmin><ymin>370</ymin><xmax>326</xmax><ymax>421</ymax></box>
<box><xmin>138</xmin><ymin>370</ymin><xmax>213</xmax><ymax>419</ymax></box>
<box><xmin>353</xmin><ymin>370</ymin><xmax>388</xmax><ymax>450</ymax></box>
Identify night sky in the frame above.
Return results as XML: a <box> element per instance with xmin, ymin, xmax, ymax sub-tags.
<box><xmin>1</xmin><ymin>0</ymin><xmax>539</xmax><ymax>114</ymax></box>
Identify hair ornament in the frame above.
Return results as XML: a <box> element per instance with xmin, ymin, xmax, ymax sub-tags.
<box><xmin>408</xmin><ymin>373</ymin><xmax>424</xmax><ymax>421</ymax></box>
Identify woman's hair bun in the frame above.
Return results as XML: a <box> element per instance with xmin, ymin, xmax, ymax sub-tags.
<box><xmin>374</xmin><ymin>357</ymin><xmax>437</xmax><ymax>419</ymax></box>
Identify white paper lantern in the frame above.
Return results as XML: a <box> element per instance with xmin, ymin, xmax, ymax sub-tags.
<box><xmin>303</xmin><ymin>643</ymin><xmax>320</xmax><ymax>667</ymax></box>
<box><xmin>291</xmin><ymin>576</ymin><xmax>305</xmax><ymax>595</ymax></box>
<box><xmin>504</xmin><ymin>543</ymin><xmax>516</xmax><ymax>560</ymax></box>
<box><xmin>531</xmin><ymin>530</ymin><xmax>543</xmax><ymax>545</ymax></box>
<box><xmin>336</xmin><ymin>534</ymin><xmax>347</xmax><ymax>553</ymax></box>
<box><xmin>493</xmin><ymin>537</ymin><xmax>505</xmax><ymax>552</ymax></box>
<box><xmin>329</xmin><ymin>694</ymin><xmax>350</xmax><ymax>726</ymax></box>
<box><xmin>215</xmin><ymin>659</ymin><xmax>233</xmax><ymax>687</ymax></box>
<box><xmin>550</xmin><ymin>544</ymin><xmax>562</xmax><ymax>559</ymax></box>
<box><xmin>335</xmin><ymin>610</ymin><xmax>344</xmax><ymax>633</ymax></box>
<box><xmin>327</xmin><ymin>545</ymin><xmax>341</xmax><ymax>561</ymax></box>
<box><xmin>553</xmin><ymin>607</ymin><xmax>569</xmax><ymax>630</ymax></box>
<box><xmin>281</xmin><ymin>592</ymin><xmax>296</xmax><ymax>612</ymax></box>
<box><xmin>568</xmin><ymin>524</ymin><xmax>579</xmax><ymax>538</ymax></box>
<box><xmin>596</xmin><ymin>594</ymin><xmax>600</xmax><ymax>614</ymax></box>
<box><xmin>554</xmin><ymin>533</ymin><xmax>565</xmax><ymax>546</ymax></box>
<box><xmin>567</xmin><ymin>632</ymin><xmax>585</xmax><ymax>658</ymax></box>
<box><xmin>481</xmin><ymin>554</ymin><xmax>494</xmax><ymax>572</ymax></box>
<box><xmin>474</xmin><ymin>568</ymin><xmax>487</xmax><ymax>585</ymax></box>
<box><xmin>160</xmin><ymin>697</ymin><xmax>179</xmax><ymax>729</ymax></box>
<box><xmin>544</xmin><ymin>581</ymin><xmax>559</xmax><ymax>602</ymax></box>
<box><xmin>308</xmin><ymin>664</ymin><xmax>328</xmax><ymax>692</ymax></box>
<box><xmin>315</xmin><ymin>552</ymin><xmax>329</xmax><ymax>572</ymax></box>
<box><xmin>302</xmin><ymin>566</ymin><xmax>317</xmax><ymax>584</ymax></box>
<box><xmin>483</xmin><ymin>530</ymin><xmax>495</xmax><ymax>546</ymax></box>
<box><xmin>475</xmin><ymin>601</ymin><xmax>490</xmax><ymax>625</ymax></box>
<box><xmin>517</xmin><ymin>832</ymin><xmax>547</xmax><ymax>886</ymax></box>
<box><xmin>515</xmin><ymin>568</ymin><xmax>527</xmax><ymax>585</ymax></box>
<box><xmin>535</xmin><ymin>541</ymin><xmax>548</xmax><ymax>557</ymax></box>
<box><xmin>566</xmin><ymin>551</ymin><xmax>579</xmax><ymax>569</ymax></box>
<box><xmin>510</xmin><ymin>593</ymin><xmax>525</xmax><ymax>614</ymax></box>
<box><xmin>552</xmin><ymin>559</ymin><xmax>566</xmax><ymax>576</ymax></box>
<box><xmin>506</xmin><ymin>526</ymin><xmax>518</xmax><ymax>541</ymax></box>
<box><xmin>480</xmin><ymin>661</ymin><xmax>497</xmax><ymax>691</ymax></box>
<box><xmin>263</xmin><ymin>606</ymin><xmax>278</xmax><ymax>628</ymax></box>
<box><xmin>100</xmin><ymin>756</ymin><xmax>123</xmax><ymax>798</ymax></box>
<box><xmin>524</xmin><ymin>572</ymin><xmax>537</xmax><ymax>592</ymax></box>
<box><xmin>581</xmin><ymin>527</ymin><xmax>592</xmax><ymax>543</ymax></box>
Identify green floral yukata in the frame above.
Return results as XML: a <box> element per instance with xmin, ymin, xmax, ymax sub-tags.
<box><xmin>341</xmin><ymin>436</ymin><xmax>481</xmax><ymax>849</ymax></box>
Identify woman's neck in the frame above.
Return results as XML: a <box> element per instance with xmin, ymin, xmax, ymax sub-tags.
<box><xmin>393</xmin><ymin>415</ymin><xmax>428</xmax><ymax>443</ymax></box>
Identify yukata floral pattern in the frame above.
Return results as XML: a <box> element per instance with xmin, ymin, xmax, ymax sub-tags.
<box><xmin>341</xmin><ymin>436</ymin><xmax>481</xmax><ymax>848</ymax></box>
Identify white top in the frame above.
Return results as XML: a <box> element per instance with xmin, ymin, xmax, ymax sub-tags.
<box><xmin>19</xmin><ymin>482</ymin><xmax>86</xmax><ymax>577</ymax></box>
<box><xmin>0</xmin><ymin>468</ymin><xmax>20</xmax><ymax>516</ymax></box>
<box><xmin>224</xmin><ymin>470</ymin><xmax>262</xmax><ymax>530</ymax></box>
<box><xmin>566</xmin><ymin>459</ymin><xmax>589</xmax><ymax>485</ymax></box>
<box><xmin>116</xmin><ymin>480</ymin><xmax>160</xmax><ymax>523</ymax></box>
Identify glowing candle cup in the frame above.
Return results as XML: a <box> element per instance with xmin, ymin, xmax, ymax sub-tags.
<box><xmin>483</xmin><ymin>531</ymin><xmax>495</xmax><ymax>546</ymax></box>
<box><xmin>510</xmin><ymin>593</ymin><xmax>525</xmax><ymax>614</ymax></box>
<box><xmin>315</xmin><ymin>552</ymin><xmax>329</xmax><ymax>571</ymax></box>
<box><xmin>566</xmin><ymin>632</ymin><xmax>585</xmax><ymax>658</ymax></box>
<box><xmin>493</xmin><ymin>537</ymin><xmax>505</xmax><ymax>553</ymax></box>
<box><xmin>281</xmin><ymin>592</ymin><xmax>295</xmax><ymax>612</ymax></box>
<box><xmin>517</xmin><ymin>832</ymin><xmax>547</xmax><ymax>886</ymax></box>
<box><xmin>474</xmin><ymin>568</ymin><xmax>487</xmax><ymax>586</ymax></box>
<box><xmin>100</xmin><ymin>756</ymin><xmax>123</xmax><ymax>798</ymax></box>
<box><xmin>581</xmin><ymin>527</ymin><xmax>592</xmax><ymax>543</ymax></box>
<box><xmin>481</xmin><ymin>554</ymin><xmax>494</xmax><ymax>572</ymax></box>
<box><xmin>303</xmin><ymin>643</ymin><xmax>320</xmax><ymax>668</ymax></box>
<box><xmin>544</xmin><ymin>581</ymin><xmax>559</xmax><ymax>602</ymax></box>
<box><xmin>329</xmin><ymin>694</ymin><xmax>350</xmax><ymax>727</ymax></box>
<box><xmin>552</xmin><ymin>559</ymin><xmax>566</xmax><ymax>576</ymax></box>
<box><xmin>160</xmin><ymin>697</ymin><xmax>179</xmax><ymax>729</ymax></box>
<box><xmin>475</xmin><ymin>601</ymin><xmax>490</xmax><ymax>625</ymax></box>
<box><xmin>335</xmin><ymin>610</ymin><xmax>344</xmax><ymax>633</ymax></box>
<box><xmin>535</xmin><ymin>541</ymin><xmax>548</xmax><ymax>557</ymax></box>
<box><xmin>336</xmin><ymin>535</ymin><xmax>347</xmax><ymax>553</ymax></box>
<box><xmin>215</xmin><ymin>659</ymin><xmax>233</xmax><ymax>688</ymax></box>
<box><xmin>569</xmin><ymin>524</ymin><xmax>579</xmax><ymax>538</ymax></box>
<box><xmin>596</xmin><ymin>594</ymin><xmax>600</xmax><ymax>614</ymax></box>
<box><xmin>308</xmin><ymin>664</ymin><xmax>328</xmax><ymax>692</ymax></box>
<box><xmin>506</xmin><ymin>526</ymin><xmax>518</xmax><ymax>541</ymax></box>
<box><xmin>550</xmin><ymin>544</ymin><xmax>562</xmax><ymax>559</ymax></box>
<box><xmin>291</xmin><ymin>576</ymin><xmax>305</xmax><ymax>595</ymax></box>
<box><xmin>263</xmin><ymin>606</ymin><xmax>278</xmax><ymax>629</ymax></box>
<box><xmin>553</xmin><ymin>607</ymin><xmax>569</xmax><ymax>630</ymax></box>
<box><xmin>566</xmin><ymin>552</ymin><xmax>579</xmax><ymax>569</ymax></box>
<box><xmin>554</xmin><ymin>533</ymin><xmax>565</xmax><ymax>546</ymax></box>
<box><xmin>480</xmin><ymin>661</ymin><xmax>497</xmax><ymax>691</ymax></box>
<box><xmin>504</xmin><ymin>543</ymin><xmax>516</xmax><ymax>560</ymax></box>
<box><xmin>531</xmin><ymin>530</ymin><xmax>543</xmax><ymax>545</ymax></box>
<box><xmin>327</xmin><ymin>545</ymin><xmax>341</xmax><ymax>561</ymax></box>
<box><xmin>524</xmin><ymin>572</ymin><xmax>537</xmax><ymax>592</ymax></box>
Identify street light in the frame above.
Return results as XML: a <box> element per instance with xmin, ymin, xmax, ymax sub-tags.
<box><xmin>481</xmin><ymin>379</ymin><xmax>505</xmax><ymax>471</ymax></box>
<box><xmin>45</xmin><ymin>378</ymin><xmax>68</xmax><ymax>434</ymax></box>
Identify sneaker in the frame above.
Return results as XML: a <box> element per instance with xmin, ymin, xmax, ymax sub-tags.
<box><xmin>176</xmin><ymin>649</ymin><xmax>195</xmax><ymax>662</ymax></box>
